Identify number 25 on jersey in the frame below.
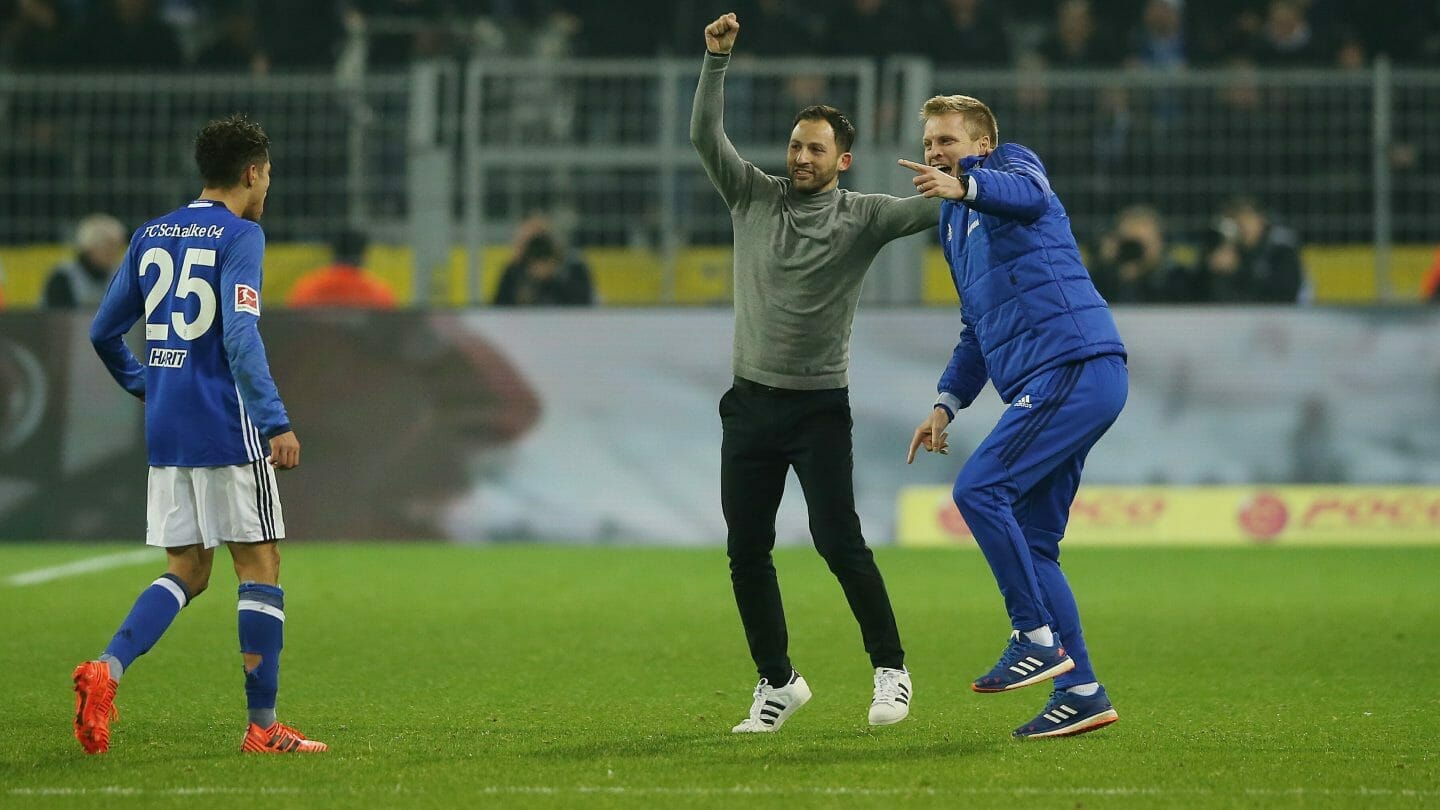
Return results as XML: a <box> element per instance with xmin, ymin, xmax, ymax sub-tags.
<box><xmin>139</xmin><ymin>246</ymin><xmax>217</xmax><ymax>342</ymax></box>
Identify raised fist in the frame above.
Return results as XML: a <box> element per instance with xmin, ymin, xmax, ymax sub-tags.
<box><xmin>705</xmin><ymin>13</ymin><xmax>739</xmax><ymax>54</ymax></box>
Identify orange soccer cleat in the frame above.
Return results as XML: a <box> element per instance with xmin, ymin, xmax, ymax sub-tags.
<box><xmin>241</xmin><ymin>721</ymin><xmax>329</xmax><ymax>753</ymax></box>
<box><xmin>72</xmin><ymin>661</ymin><xmax>119</xmax><ymax>754</ymax></box>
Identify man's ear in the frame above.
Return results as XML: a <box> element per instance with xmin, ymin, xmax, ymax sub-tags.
<box><xmin>838</xmin><ymin>152</ymin><xmax>853</xmax><ymax>172</ymax></box>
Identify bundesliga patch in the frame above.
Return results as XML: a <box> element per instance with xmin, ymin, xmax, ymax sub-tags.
<box><xmin>235</xmin><ymin>284</ymin><xmax>261</xmax><ymax>316</ymax></box>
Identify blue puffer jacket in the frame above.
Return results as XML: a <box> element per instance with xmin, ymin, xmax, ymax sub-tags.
<box><xmin>935</xmin><ymin>143</ymin><xmax>1125</xmax><ymax>411</ymax></box>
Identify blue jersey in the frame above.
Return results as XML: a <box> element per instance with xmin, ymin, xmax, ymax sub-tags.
<box><xmin>91</xmin><ymin>199</ymin><xmax>291</xmax><ymax>467</ymax></box>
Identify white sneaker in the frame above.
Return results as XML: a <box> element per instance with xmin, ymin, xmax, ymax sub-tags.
<box><xmin>868</xmin><ymin>667</ymin><xmax>912</xmax><ymax>726</ymax></box>
<box><xmin>731</xmin><ymin>673</ymin><xmax>812</xmax><ymax>733</ymax></box>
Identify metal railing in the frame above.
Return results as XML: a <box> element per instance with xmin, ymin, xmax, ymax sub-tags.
<box><xmin>0</xmin><ymin>71</ymin><xmax>410</xmax><ymax>244</ymax></box>
<box><xmin>458</xmin><ymin>57</ymin><xmax>876</xmax><ymax>302</ymax></box>
<box><xmin>2</xmin><ymin>59</ymin><xmax>1434</xmax><ymax>303</ymax></box>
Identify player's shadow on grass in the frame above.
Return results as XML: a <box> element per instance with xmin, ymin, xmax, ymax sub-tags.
<box><xmin>525</xmin><ymin>730</ymin><xmax>993</xmax><ymax>764</ymax></box>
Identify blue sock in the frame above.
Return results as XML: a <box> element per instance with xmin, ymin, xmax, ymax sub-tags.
<box><xmin>238</xmin><ymin>582</ymin><xmax>284</xmax><ymax>728</ymax></box>
<box><xmin>101</xmin><ymin>574</ymin><xmax>191</xmax><ymax>680</ymax></box>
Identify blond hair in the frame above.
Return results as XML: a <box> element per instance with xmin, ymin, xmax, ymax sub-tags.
<box><xmin>75</xmin><ymin>214</ymin><xmax>125</xmax><ymax>251</ymax></box>
<box><xmin>920</xmin><ymin>95</ymin><xmax>999</xmax><ymax>146</ymax></box>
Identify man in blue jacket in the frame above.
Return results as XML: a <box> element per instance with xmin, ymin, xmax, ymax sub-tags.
<box><xmin>900</xmin><ymin>94</ymin><xmax>1128</xmax><ymax>739</ymax></box>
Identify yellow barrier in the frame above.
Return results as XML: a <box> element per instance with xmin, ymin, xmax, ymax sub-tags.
<box><xmin>0</xmin><ymin>245</ymin><xmax>70</xmax><ymax>305</ymax></box>
<box><xmin>923</xmin><ymin>245</ymin><xmax>1436</xmax><ymax>305</ymax></box>
<box><xmin>2</xmin><ymin>243</ymin><xmax>1434</xmax><ymax>308</ymax></box>
<box><xmin>897</xmin><ymin>485</ymin><xmax>1440</xmax><ymax>547</ymax></box>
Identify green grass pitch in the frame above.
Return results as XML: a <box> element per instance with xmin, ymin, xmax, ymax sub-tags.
<box><xmin>2</xmin><ymin>543</ymin><xmax>1437</xmax><ymax>808</ymax></box>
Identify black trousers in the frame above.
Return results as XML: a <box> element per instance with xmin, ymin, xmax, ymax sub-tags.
<box><xmin>719</xmin><ymin>377</ymin><xmax>905</xmax><ymax>683</ymax></box>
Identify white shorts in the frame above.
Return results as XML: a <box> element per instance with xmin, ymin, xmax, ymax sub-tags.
<box><xmin>147</xmin><ymin>461</ymin><xmax>286</xmax><ymax>549</ymax></box>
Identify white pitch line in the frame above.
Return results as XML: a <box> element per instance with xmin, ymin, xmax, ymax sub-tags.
<box><xmin>10</xmin><ymin>785</ymin><xmax>1439</xmax><ymax>799</ymax></box>
<box><xmin>5</xmin><ymin>549</ymin><xmax>156</xmax><ymax>587</ymax></box>
<box><xmin>10</xmin><ymin>787</ymin><xmax>300</xmax><ymax>797</ymax></box>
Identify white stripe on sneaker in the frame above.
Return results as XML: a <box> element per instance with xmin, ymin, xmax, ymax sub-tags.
<box><xmin>1021</xmin><ymin>707</ymin><xmax>1120</xmax><ymax>738</ymax></box>
<box><xmin>733</xmin><ymin>675</ymin><xmax>812</xmax><ymax>733</ymax></box>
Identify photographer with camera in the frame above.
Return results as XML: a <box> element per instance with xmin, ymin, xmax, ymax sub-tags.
<box><xmin>1198</xmin><ymin>196</ymin><xmax>1307</xmax><ymax>304</ymax></box>
<box><xmin>1090</xmin><ymin>204</ymin><xmax>1197</xmax><ymax>303</ymax></box>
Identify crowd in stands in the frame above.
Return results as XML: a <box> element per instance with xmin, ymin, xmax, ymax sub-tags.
<box><xmin>2</xmin><ymin>1</ymin><xmax>1436</xmax><ymax>307</ymax></box>
<box><xmin>30</xmin><ymin>213</ymin><xmax>597</xmax><ymax>310</ymax></box>
<box><xmin>17</xmin><ymin>201</ymin><xmax>1440</xmax><ymax>306</ymax></box>
<box><xmin>28</xmin><ymin>199</ymin><xmax>1317</xmax><ymax>309</ymax></box>
<box><xmin>3</xmin><ymin>0</ymin><xmax>1438</xmax><ymax>73</ymax></box>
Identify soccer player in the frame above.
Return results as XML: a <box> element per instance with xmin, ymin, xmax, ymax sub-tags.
<box><xmin>900</xmin><ymin>95</ymin><xmax>1128</xmax><ymax>738</ymax></box>
<box><xmin>693</xmin><ymin>13</ymin><xmax>941</xmax><ymax>733</ymax></box>
<box><xmin>74</xmin><ymin>114</ymin><xmax>326</xmax><ymax>754</ymax></box>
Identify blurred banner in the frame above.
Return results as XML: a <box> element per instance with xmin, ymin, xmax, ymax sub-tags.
<box><xmin>897</xmin><ymin>485</ymin><xmax>1440</xmax><ymax>547</ymax></box>
<box><xmin>2</xmin><ymin>308</ymin><xmax>1439</xmax><ymax>544</ymax></box>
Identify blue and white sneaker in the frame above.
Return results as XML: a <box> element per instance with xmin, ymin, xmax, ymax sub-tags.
<box><xmin>971</xmin><ymin>631</ymin><xmax>1075</xmax><ymax>693</ymax></box>
<box><xmin>1012</xmin><ymin>686</ymin><xmax>1118</xmax><ymax>738</ymax></box>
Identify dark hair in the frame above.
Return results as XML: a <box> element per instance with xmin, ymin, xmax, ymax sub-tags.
<box><xmin>333</xmin><ymin>229</ymin><xmax>368</xmax><ymax>264</ymax></box>
<box><xmin>522</xmin><ymin>232</ymin><xmax>561</xmax><ymax>263</ymax></box>
<box><xmin>194</xmin><ymin>114</ymin><xmax>270</xmax><ymax>188</ymax></box>
<box><xmin>1222</xmin><ymin>195</ymin><xmax>1262</xmax><ymax>218</ymax></box>
<box><xmin>793</xmin><ymin>105</ymin><xmax>856</xmax><ymax>153</ymax></box>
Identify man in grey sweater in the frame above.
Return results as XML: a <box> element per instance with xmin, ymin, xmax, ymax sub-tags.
<box><xmin>692</xmin><ymin>12</ymin><xmax>940</xmax><ymax>733</ymax></box>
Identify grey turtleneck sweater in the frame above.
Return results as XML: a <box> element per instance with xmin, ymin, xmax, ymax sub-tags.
<box><xmin>690</xmin><ymin>52</ymin><xmax>940</xmax><ymax>390</ymax></box>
